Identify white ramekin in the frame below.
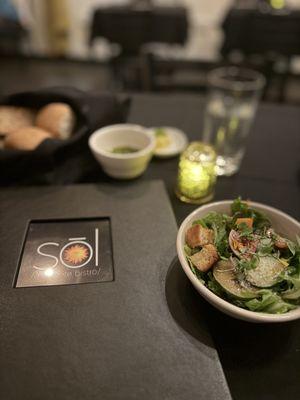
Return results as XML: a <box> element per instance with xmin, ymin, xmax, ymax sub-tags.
<box><xmin>89</xmin><ymin>124</ymin><xmax>155</xmax><ymax>179</ymax></box>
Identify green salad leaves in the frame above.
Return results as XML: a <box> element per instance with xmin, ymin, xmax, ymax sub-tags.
<box><xmin>184</xmin><ymin>198</ymin><xmax>300</xmax><ymax>314</ymax></box>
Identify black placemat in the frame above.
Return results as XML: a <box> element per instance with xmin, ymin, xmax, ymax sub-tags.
<box><xmin>0</xmin><ymin>181</ymin><xmax>231</xmax><ymax>400</ymax></box>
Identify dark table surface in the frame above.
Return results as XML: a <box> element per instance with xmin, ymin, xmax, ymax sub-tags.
<box><xmin>2</xmin><ymin>92</ymin><xmax>299</xmax><ymax>399</ymax></box>
<box><xmin>125</xmin><ymin>93</ymin><xmax>300</xmax><ymax>400</ymax></box>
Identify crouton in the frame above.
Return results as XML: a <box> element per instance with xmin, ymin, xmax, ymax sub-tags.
<box><xmin>186</xmin><ymin>224</ymin><xmax>214</xmax><ymax>248</ymax></box>
<box><xmin>236</xmin><ymin>218</ymin><xmax>253</xmax><ymax>228</ymax></box>
<box><xmin>190</xmin><ymin>244</ymin><xmax>219</xmax><ymax>272</ymax></box>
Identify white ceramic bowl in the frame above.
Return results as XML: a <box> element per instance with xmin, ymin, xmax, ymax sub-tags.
<box><xmin>89</xmin><ymin>124</ymin><xmax>155</xmax><ymax>179</ymax></box>
<box><xmin>177</xmin><ymin>200</ymin><xmax>300</xmax><ymax>323</ymax></box>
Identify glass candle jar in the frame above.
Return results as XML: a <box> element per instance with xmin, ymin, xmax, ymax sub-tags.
<box><xmin>176</xmin><ymin>141</ymin><xmax>217</xmax><ymax>204</ymax></box>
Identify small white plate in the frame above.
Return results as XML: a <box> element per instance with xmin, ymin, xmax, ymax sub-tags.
<box><xmin>148</xmin><ymin>126</ymin><xmax>188</xmax><ymax>158</ymax></box>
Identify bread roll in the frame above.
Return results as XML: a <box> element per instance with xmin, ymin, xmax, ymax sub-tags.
<box><xmin>0</xmin><ymin>106</ymin><xmax>35</xmax><ymax>136</ymax></box>
<box><xmin>36</xmin><ymin>103</ymin><xmax>75</xmax><ymax>139</ymax></box>
<box><xmin>4</xmin><ymin>126</ymin><xmax>52</xmax><ymax>151</ymax></box>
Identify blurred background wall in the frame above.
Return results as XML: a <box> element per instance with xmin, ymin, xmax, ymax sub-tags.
<box><xmin>6</xmin><ymin>0</ymin><xmax>239</xmax><ymax>60</ymax></box>
<box><xmin>10</xmin><ymin>0</ymin><xmax>300</xmax><ymax>66</ymax></box>
<box><xmin>5</xmin><ymin>1</ymin><xmax>299</xmax><ymax>63</ymax></box>
<box><xmin>2</xmin><ymin>0</ymin><xmax>300</xmax><ymax>101</ymax></box>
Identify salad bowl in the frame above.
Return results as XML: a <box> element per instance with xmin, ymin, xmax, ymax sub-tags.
<box><xmin>177</xmin><ymin>200</ymin><xmax>300</xmax><ymax>323</ymax></box>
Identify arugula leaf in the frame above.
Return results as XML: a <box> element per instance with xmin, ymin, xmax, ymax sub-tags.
<box><xmin>282</xmin><ymin>275</ymin><xmax>300</xmax><ymax>300</ymax></box>
<box><xmin>287</xmin><ymin>240</ymin><xmax>296</xmax><ymax>256</ymax></box>
<box><xmin>192</xmin><ymin>219</ymin><xmax>208</xmax><ymax>228</ymax></box>
<box><xmin>257</xmin><ymin>237</ymin><xmax>274</xmax><ymax>256</ymax></box>
<box><xmin>213</xmin><ymin>223</ymin><xmax>229</xmax><ymax>256</ymax></box>
<box><xmin>231</xmin><ymin>197</ymin><xmax>249</xmax><ymax>215</ymax></box>
<box><xmin>200</xmin><ymin>212</ymin><xmax>232</xmax><ymax>257</ymax></box>
<box><xmin>184</xmin><ymin>244</ymin><xmax>199</xmax><ymax>256</ymax></box>
<box><xmin>288</xmin><ymin>241</ymin><xmax>300</xmax><ymax>276</ymax></box>
<box><xmin>231</xmin><ymin>197</ymin><xmax>271</xmax><ymax>230</ymax></box>
<box><xmin>237</xmin><ymin>222</ymin><xmax>253</xmax><ymax>239</ymax></box>
<box><xmin>201</xmin><ymin>211</ymin><xmax>232</xmax><ymax>228</ymax></box>
<box><xmin>184</xmin><ymin>244</ymin><xmax>192</xmax><ymax>257</ymax></box>
<box><xmin>237</xmin><ymin>256</ymin><xmax>258</xmax><ymax>271</ymax></box>
<box><xmin>191</xmin><ymin>212</ymin><xmax>232</xmax><ymax>258</ymax></box>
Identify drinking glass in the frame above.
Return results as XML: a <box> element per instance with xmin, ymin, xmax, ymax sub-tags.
<box><xmin>203</xmin><ymin>67</ymin><xmax>265</xmax><ymax>176</ymax></box>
